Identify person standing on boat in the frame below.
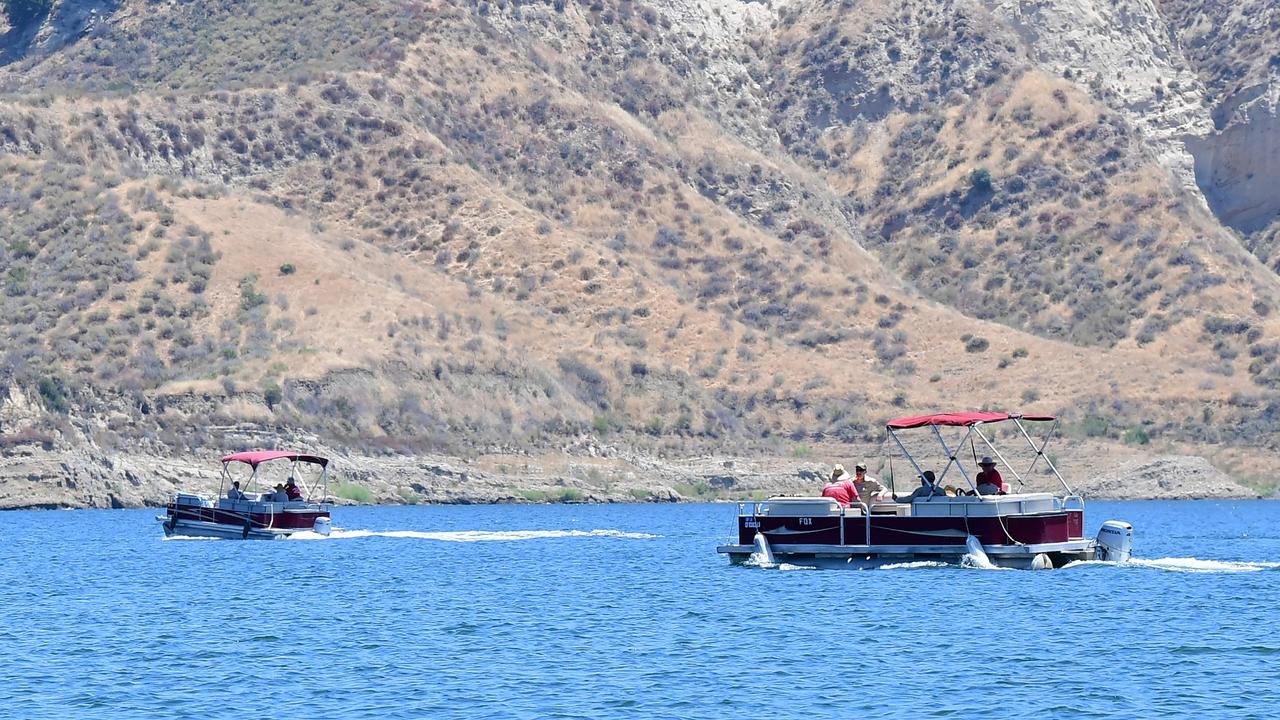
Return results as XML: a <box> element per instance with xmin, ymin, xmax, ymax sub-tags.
<box><xmin>852</xmin><ymin>462</ymin><xmax>891</xmax><ymax>502</ymax></box>
<box><xmin>822</xmin><ymin>464</ymin><xmax>860</xmax><ymax>507</ymax></box>
<box><xmin>975</xmin><ymin>457</ymin><xmax>1005</xmax><ymax>495</ymax></box>
<box><xmin>285</xmin><ymin>477</ymin><xmax>303</xmax><ymax>501</ymax></box>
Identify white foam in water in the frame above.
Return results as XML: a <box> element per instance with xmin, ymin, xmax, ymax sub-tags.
<box><xmin>1129</xmin><ymin>557</ymin><xmax>1280</xmax><ymax>574</ymax></box>
<box><xmin>161</xmin><ymin>535</ymin><xmax>220</xmax><ymax>541</ymax></box>
<box><xmin>1060</xmin><ymin>559</ymin><xmax>1112</xmax><ymax>569</ymax></box>
<box><xmin>879</xmin><ymin>561</ymin><xmax>949</xmax><ymax>570</ymax></box>
<box><xmin>960</xmin><ymin>553</ymin><xmax>1011</xmax><ymax>570</ymax></box>
<box><xmin>285</xmin><ymin>528</ymin><xmax>658</xmax><ymax>542</ymax></box>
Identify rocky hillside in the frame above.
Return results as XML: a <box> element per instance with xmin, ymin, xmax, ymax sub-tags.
<box><xmin>0</xmin><ymin>0</ymin><xmax>1278</xmax><ymax>507</ymax></box>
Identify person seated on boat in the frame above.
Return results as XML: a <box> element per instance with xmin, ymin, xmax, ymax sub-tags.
<box><xmin>975</xmin><ymin>456</ymin><xmax>1005</xmax><ymax>495</ymax></box>
<box><xmin>265</xmin><ymin>484</ymin><xmax>287</xmax><ymax>502</ymax></box>
<box><xmin>285</xmin><ymin>477</ymin><xmax>303</xmax><ymax>502</ymax></box>
<box><xmin>898</xmin><ymin>471</ymin><xmax>942</xmax><ymax>502</ymax></box>
<box><xmin>853</xmin><ymin>462</ymin><xmax>891</xmax><ymax>503</ymax></box>
<box><xmin>226</xmin><ymin>481</ymin><xmax>246</xmax><ymax>501</ymax></box>
<box><xmin>821</xmin><ymin>465</ymin><xmax>860</xmax><ymax>507</ymax></box>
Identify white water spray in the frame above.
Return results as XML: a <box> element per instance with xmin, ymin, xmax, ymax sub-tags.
<box><xmin>746</xmin><ymin>533</ymin><xmax>776</xmax><ymax>567</ymax></box>
<box><xmin>961</xmin><ymin>535</ymin><xmax>997</xmax><ymax>569</ymax></box>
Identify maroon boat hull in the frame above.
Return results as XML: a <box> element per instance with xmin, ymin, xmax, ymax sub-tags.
<box><xmin>739</xmin><ymin>510</ymin><xmax>1084</xmax><ymax>547</ymax></box>
<box><xmin>166</xmin><ymin>503</ymin><xmax>329</xmax><ymax>531</ymax></box>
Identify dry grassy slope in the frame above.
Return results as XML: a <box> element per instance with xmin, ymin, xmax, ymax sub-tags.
<box><xmin>1</xmin><ymin>0</ymin><xmax>1280</xmax><ymax>476</ymax></box>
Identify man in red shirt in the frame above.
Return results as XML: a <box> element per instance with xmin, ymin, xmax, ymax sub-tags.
<box><xmin>285</xmin><ymin>477</ymin><xmax>304</xmax><ymax>501</ymax></box>
<box><xmin>821</xmin><ymin>464</ymin><xmax>860</xmax><ymax>507</ymax></box>
<box><xmin>975</xmin><ymin>457</ymin><xmax>1004</xmax><ymax>495</ymax></box>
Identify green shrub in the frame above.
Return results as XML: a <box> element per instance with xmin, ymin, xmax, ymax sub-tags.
<box><xmin>1081</xmin><ymin>414</ymin><xmax>1110</xmax><ymax>438</ymax></box>
<box><xmin>969</xmin><ymin>167</ymin><xmax>993</xmax><ymax>193</ymax></box>
<box><xmin>239</xmin><ymin>275</ymin><xmax>267</xmax><ymax>311</ymax></box>
<box><xmin>334</xmin><ymin>481</ymin><xmax>374</xmax><ymax>503</ymax></box>
<box><xmin>674</xmin><ymin>481</ymin><xmax>712</xmax><ymax>498</ymax></box>
<box><xmin>964</xmin><ymin>336</ymin><xmax>990</xmax><ymax>353</ymax></box>
<box><xmin>591</xmin><ymin>414</ymin><xmax>609</xmax><ymax>435</ymax></box>
<box><xmin>558</xmin><ymin>488</ymin><xmax>584</xmax><ymax>502</ymax></box>
<box><xmin>519</xmin><ymin>489</ymin><xmax>548</xmax><ymax>502</ymax></box>
<box><xmin>279</xmin><ymin>263</ymin><xmax>296</xmax><ymax>275</ymax></box>
<box><xmin>37</xmin><ymin>376</ymin><xmax>69</xmax><ymax>413</ymax></box>
<box><xmin>263</xmin><ymin>384</ymin><xmax>283</xmax><ymax>409</ymax></box>
<box><xmin>792</xmin><ymin>445</ymin><xmax>813</xmax><ymax>458</ymax></box>
<box><xmin>1122</xmin><ymin>427</ymin><xmax>1150</xmax><ymax>445</ymax></box>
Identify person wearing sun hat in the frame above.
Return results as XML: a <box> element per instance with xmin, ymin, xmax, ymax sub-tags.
<box><xmin>822</xmin><ymin>464</ymin><xmax>860</xmax><ymax>507</ymax></box>
<box><xmin>975</xmin><ymin>456</ymin><xmax>1004</xmax><ymax>495</ymax></box>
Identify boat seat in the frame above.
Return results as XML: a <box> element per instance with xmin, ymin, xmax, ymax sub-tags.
<box><xmin>761</xmin><ymin>497</ymin><xmax>844</xmax><ymax>517</ymax></box>
<box><xmin>869</xmin><ymin>502</ymin><xmax>909</xmax><ymax>516</ymax></box>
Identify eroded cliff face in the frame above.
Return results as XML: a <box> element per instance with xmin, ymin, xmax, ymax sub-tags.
<box><xmin>1188</xmin><ymin>82</ymin><xmax>1280</xmax><ymax>234</ymax></box>
<box><xmin>1156</xmin><ymin>0</ymin><xmax>1280</xmax><ymax>239</ymax></box>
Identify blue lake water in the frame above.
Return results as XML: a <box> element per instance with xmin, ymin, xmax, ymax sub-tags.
<box><xmin>1</xmin><ymin>500</ymin><xmax>1277</xmax><ymax>719</ymax></box>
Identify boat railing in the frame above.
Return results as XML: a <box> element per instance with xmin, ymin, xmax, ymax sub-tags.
<box><xmin>735</xmin><ymin>500</ymin><xmax>872</xmax><ymax>546</ymax></box>
<box><xmin>849</xmin><ymin>502</ymin><xmax>869</xmax><ymax>546</ymax></box>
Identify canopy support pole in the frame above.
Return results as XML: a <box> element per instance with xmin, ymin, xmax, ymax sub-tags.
<box><xmin>887</xmin><ymin>428</ymin><xmax>927</xmax><ymax>486</ymax></box>
<box><xmin>1014</xmin><ymin>418</ymin><xmax>1072</xmax><ymax>496</ymax></box>
<box><xmin>973</xmin><ymin>426</ymin><xmax>1024</xmax><ymax>488</ymax></box>
<box><xmin>932</xmin><ymin>424</ymin><xmax>976</xmax><ymax>493</ymax></box>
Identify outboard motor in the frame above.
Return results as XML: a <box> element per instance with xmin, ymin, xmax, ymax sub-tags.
<box><xmin>1095</xmin><ymin>520</ymin><xmax>1133</xmax><ymax>563</ymax></box>
<box><xmin>313</xmin><ymin>517</ymin><xmax>333</xmax><ymax>536</ymax></box>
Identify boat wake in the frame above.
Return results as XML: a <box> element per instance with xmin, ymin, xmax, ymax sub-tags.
<box><xmin>1060</xmin><ymin>557</ymin><xmax>1280</xmax><ymax>573</ymax></box>
<box><xmin>285</xmin><ymin>528</ymin><xmax>658</xmax><ymax>542</ymax></box>
<box><xmin>742</xmin><ymin>556</ymin><xmax>815</xmax><ymax>571</ymax></box>
<box><xmin>1127</xmin><ymin>557</ymin><xmax>1280</xmax><ymax>574</ymax></box>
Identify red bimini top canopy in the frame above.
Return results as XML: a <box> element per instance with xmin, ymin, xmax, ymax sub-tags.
<box><xmin>886</xmin><ymin>412</ymin><xmax>1056</xmax><ymax>430</ymax></box>
<box><xmin>221</xmin><ymin>451</ymin><xmax>330</xmax><ymax>468</ymax></box>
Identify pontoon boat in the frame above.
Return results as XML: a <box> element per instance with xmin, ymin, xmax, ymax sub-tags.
<box><xmin>717</xmin><ymin>412</ymin><xmax>1133</xmax><ymax>569</ymax></box>
<box><xmin>159</xmin><ymin>451</ymin><xmax>335</xmax><ymax>539</ymax></box>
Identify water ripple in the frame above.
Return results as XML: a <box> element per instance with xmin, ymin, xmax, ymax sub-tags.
<box><xmin>0</xmin><ymin>501</ymin><xmax>1276</xmax><ymax>718</ymax></box>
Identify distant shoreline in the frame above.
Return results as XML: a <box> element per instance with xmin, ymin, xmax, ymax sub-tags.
<box><xmin>2</xmin><ymin>492</ymin><xmax>1267</xmax><ymax>512</ymax></box>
